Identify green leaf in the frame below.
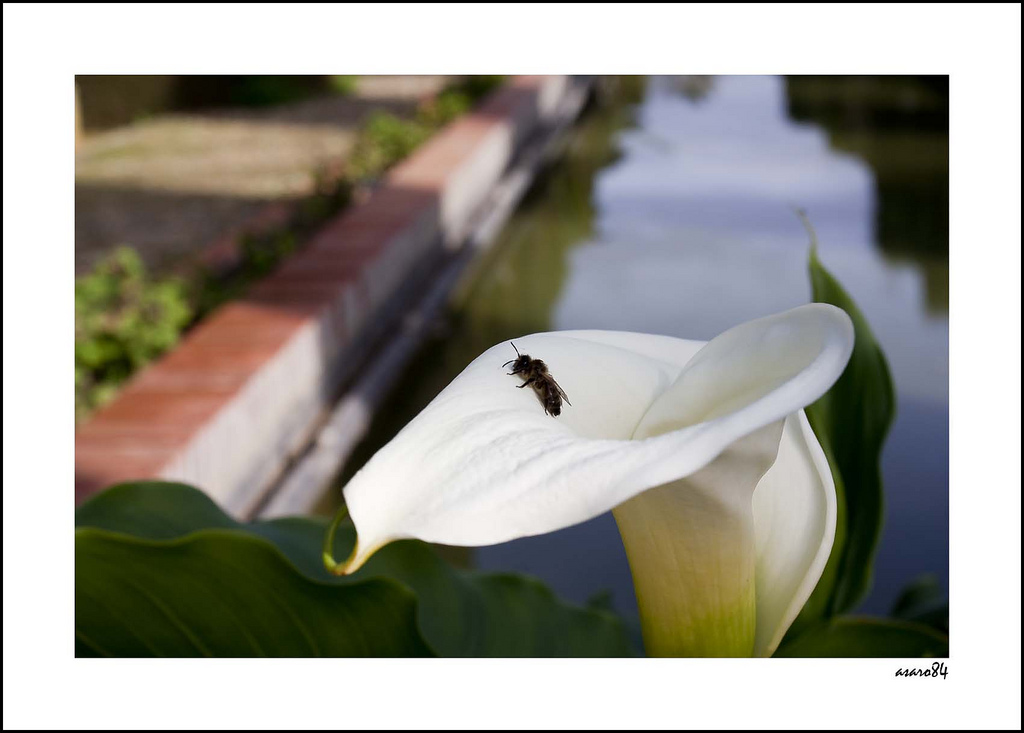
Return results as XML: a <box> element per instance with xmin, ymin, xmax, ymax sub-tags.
<box><xmin>354</xmin><ymin>540</ymin><xmax>635</xmax><ymax>657</ymax></box>
<box><xmin>76</xmin><ymin>480</ymin><xmax>235</xmax><ymax>538</ymax></box>
<box><xmin>76</xmin><ymin>482</ymin><xmax>635</xmax><ymax>657</ymax></box>
<box><xmin>774</xmin><ymin>617</ymin><xmax>948</xmax><ymax>658</ymax></box>
<box><xmin>890</xmin><ymin>574</ymin><xmax>949</xmax><ymax>635</ymax></box>
<box><xmin>796</xmin><ymin>214</ymin><xmax>896</xmax><ymax>621</ymax></box>
<box><xmin>76</xmin><ymin>529</ymin><xmax>431</xmax><ymax>657</ymax></box>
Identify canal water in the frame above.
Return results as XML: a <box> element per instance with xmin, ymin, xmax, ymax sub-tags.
<box><xmin>325</xmin><ymin>75</ymin><xmax>949</xmax><ymax>622</ymax></box>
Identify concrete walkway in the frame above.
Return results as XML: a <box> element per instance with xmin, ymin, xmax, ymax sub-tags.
<box><xmin>75</xmin><ymin>76</ymin><xmax>451</xmax><ymax>276</ymax></box>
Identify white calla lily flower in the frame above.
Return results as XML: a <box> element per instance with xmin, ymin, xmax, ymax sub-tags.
<box><xmin>333</xmin><ymin>304</ymin><xmax>854</xmax><ymax>656</ymax></box>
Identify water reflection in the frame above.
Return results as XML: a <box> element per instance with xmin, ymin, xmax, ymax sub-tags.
<box><xmin>560</xmin><ymin>75</ymin><xmax>947</xmax><ymax>410</ymax></box>
<box><xmin>785</xmin><ymin>75</ymin><xmax>949</xmax><ymax>311</ymax></box>
<box><xmin>326</xmin><ymin>75</ymin><xmax>948</xmax><ymax>623</ymax></box>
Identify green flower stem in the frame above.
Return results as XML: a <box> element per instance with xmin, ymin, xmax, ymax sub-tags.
<box><xmin>322</xmin><ymin>504</ymin><xmax>353</xmax><ymax>575</ymax></box>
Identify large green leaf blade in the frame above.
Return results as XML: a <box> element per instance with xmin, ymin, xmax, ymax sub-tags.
<box><xmin>775</xmin><ymin>617</ymin><xmax>948</xmax><ymax>658</ymax></box>
<box><xmin>336</xmin><ymin>536</ymin><xmax>635</xmax><ymax>658</ymax></box>
<box><xmin>75</xmin><ymin>480</ymin><xmax>236</xmax><ymax>538</ymax></box>
<box><xmin>76</xmin><ymin>482</ymin><xmax>635</xmax><ymax>657</ymax></box>
<box><xmin>76</xmin><ymin>528</ymin><xmax>433</xmax><ymax>657</ymax></box>
<box><xmin>798</xmin><ymin>217</ymin><xmax>896</xmax><ymax>619</ymax></box>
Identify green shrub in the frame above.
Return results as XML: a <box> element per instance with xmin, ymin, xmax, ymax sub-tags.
<box><xmin>458</xmin><ymin>75</ymin><xmax>506</xmax><ymax>101</ymax></box>
<box><xmin>348</xmin><ymin>77</ymin><xmax>507</xmax><ymax>181</ymax></box>
<box><xmin>348</xmin><ymin>112</ymin><xmax>430</xmax><ymax>180</ymax></box>
<box><xmin>75</xmin><ymin>248</ymin><xmax>193</xmax><ymax>421</ymax></box>
<box><xmin>328</xmin><ymin>75</ymin><xmax>359</xmax><ymax>96</ymax></box>
<box><xmin>417</xmin><ymin>89</ymin><xmax>472</xmax><ymax>129</ymax></box>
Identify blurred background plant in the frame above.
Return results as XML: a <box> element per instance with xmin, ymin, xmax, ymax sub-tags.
<box><xmin>348</xmin><ymin>76</ymin><xmax>504</xmax><ymax>180</ymax></box>
<box><xmin>75</xmin><ymin>247</ymin><xmax>192</xmax><ymax>421</ymax></box>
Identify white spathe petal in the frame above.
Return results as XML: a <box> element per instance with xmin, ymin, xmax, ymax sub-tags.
<box><xmin>342</xmin><ymin>333</ymin><xmax>683</xmax><ymax>567</ymax></box>
<box><xmin>751</xmin><ymin>410</ymin><xmax>837</xmax><ymax>657</ymax></box>
<box><xmin>632</xmin><ymin>303</ymin><xmax>854</xmax><ymax>438</ymax></box>
<box><xmin>556</xmin><ymin>329</ymin><xmax>705</xmax><ymax>369</ymax></box>
<box><xmin>613</xmin><ymin>421</ymin><xmax>785</xmax><ymax>657</ymax></box>
<box><xmin>341</xmin><ymin>304</ymin><xmax>853</xmax><ymax>574</ymax></box>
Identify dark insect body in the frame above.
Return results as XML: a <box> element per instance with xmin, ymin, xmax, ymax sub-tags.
<box><xmin>502</xmin><ymin>342</ymin><xmax>571</xmax><ymax>417</ymax></box>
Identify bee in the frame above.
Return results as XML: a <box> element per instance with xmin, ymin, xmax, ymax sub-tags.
<box><xmin>502</xmin><ymin>342</ymin><xmax>571</xmax><ymax>417</ymax></box>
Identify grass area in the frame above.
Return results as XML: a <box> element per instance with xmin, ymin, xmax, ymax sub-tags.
<box><xmin>75</xmin><ymin>76</ymin><xmax>506</xmax><ymax>423</ymax></box>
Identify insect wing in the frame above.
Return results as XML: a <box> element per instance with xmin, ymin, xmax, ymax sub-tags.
<box><xmin>548</xmin><ymin>375</ymin><xmax>571</xmax><ymax>406</ymax></box>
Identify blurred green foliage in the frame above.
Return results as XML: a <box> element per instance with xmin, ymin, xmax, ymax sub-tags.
<box><xmin>349</xmin><ymin>76</ymin><xmax>505</xmax><ymax>180</ymax></box>
<box><xmin>75</xmin><ymin>248</ymin><xmax>193</xmax><ymax>421</ymax></box>
<box><xmin>347</xmin><ymin>111</ymin><xmax>432</xmax><ymax>179</ymax></box>
<box><xmin>775</xmin><ymin>617</ymin><xmax>948</xmax><ymax>658</ymax></box>
<box><xmin>328</xmin><ymin>75</ymin><xmax>359</xmax><ymax>96</ymax></box>
<box><xmin>890</xmin><ymin>573</ymin><xmax>949</xmax><ymax>635</ymax></box>
<box><xmin>225</xmin><ymin>75</ymin><xmax>328</xmax><ymax>108</ymax></box>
